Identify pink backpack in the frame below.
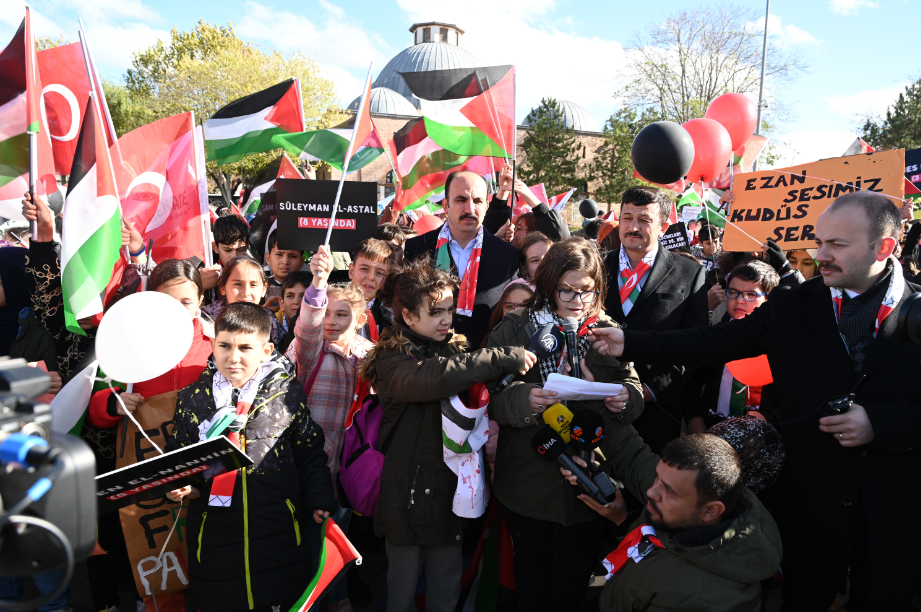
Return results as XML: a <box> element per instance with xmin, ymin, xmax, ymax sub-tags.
<box><xmin>338</xmin><ymin>395</ymin><xmax>386</xmax><ymax>516</ymax></box>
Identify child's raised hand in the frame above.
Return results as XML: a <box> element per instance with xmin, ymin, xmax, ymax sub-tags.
<box><xmin>313</xmin><ymin>509</ymin><xmax>330</xmax><ymax>524</ymax></box>
<box><xmin>310</xmin><ymin>245</ymin><xmax>333</xmax><ymax>289</ymax></box>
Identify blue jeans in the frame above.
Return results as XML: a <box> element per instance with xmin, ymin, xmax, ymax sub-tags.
<box><xmin>0</xmin><ymin>569</ymin><xmax>70</xmax><ymax>612</ymax></box>
<box><xmin>308</xmin><ymin>505</ymin><xmax>352</xmax><ymax>606</ymax></box>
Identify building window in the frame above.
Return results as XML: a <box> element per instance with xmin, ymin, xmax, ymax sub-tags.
<box><xmin>582</xmin><ymin>145</ymin><xmax>586</xmax><ymax>159</ymax></box>
<box><xmin>581</xmin><ymin>181</ymin><xmax>589</xmax><ymax>193</ymax></box>
<box><xmin>423</xmin><ymin>28</ymin><xmax>431</xmax><ymax>43</ymax></box>
<box><xmin>386</xmin><ymin>170</ymin><xmax>394</xmax><ymax>184</ymax></box>
<box><xmin>440</xmin><ymin>28</ymin><xmax>449</xmax><ymax>43</ymax></box>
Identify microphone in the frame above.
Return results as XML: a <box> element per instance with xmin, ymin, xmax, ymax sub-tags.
<box><xmin>490</xmin><ymin>323</ymin><xmax>565</xmax><ymax>393</ymax></box>
<box><xmin>543</xmin><ymin>403</ymin><xmax>574</xmax><ymax>442</ymax></box>
<box><xmin>562</xmin><ymin>317</ymin><xmax>581</xmax><ymax>379</ymax></box>
<box><xmin>570</xmin><ymin>410</ymin><xmax>618</xmax><ymax>502</ymax></box>
<box><xmin>531</xmin><ymin>426</ymin><xmax>607</xmax><ymax>505</ymax></box>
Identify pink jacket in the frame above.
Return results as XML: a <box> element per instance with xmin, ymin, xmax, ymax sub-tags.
<box><xmin>286</xmin><ymin>286</ymin><xmax>373</xmax><ymax>475</ymax></box>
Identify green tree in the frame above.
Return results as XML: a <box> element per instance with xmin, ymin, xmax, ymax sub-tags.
<box><xmin>518</xmin><ymin>98</ymin><xmax>582</xmax><ymax>195</ymax></box>
<box><xmin>35</xmin><ymin>35</ymin><xmax>68</xmax><ymax>51</ymax></box>
<box><xmin>122</xmin><ymin>20</ymin><xmax>343</xmax><ymax>205</ymax></box>
<box><xmin>102</xmin><ymin>80</ymin><xmax>157</xmax><ymax>137</ymax></box>
<box><xmin>860</xmin><ymin>77</ymin><xmax>921</xmax><ymax>151</ymax></box>
<box><xmin>591</xmin><ymin>105</ymin><xmax>662</xmax><ymax>206</ymax></box>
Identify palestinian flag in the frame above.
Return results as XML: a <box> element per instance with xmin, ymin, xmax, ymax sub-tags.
<box><xmin>400</xmin><ymin>66</ymin><xmax>515</xmax><ymax>159</ymax></box>
<box><xmin>698</xmin><ymin>193</ymin><xmax>726</xmax><ymax>229</ymax></box>
<box><xmin>734</xmin><ymin>134</ymin><xmax>767</xmax><ymax>172</ymax></box>
<box><xmin>288</xmin><ymin>519</ymin><xmax>360</xmax><ymax>612</ymax></box>
<box><xmin>204</xmin><ymin>79</ymin><xmax>304</xmax><ymax>165</ymax></box>
<box><xmin>241</xmin><ymin>153</ymin><xmax>304</xmax><ymax>214</ymax></box>
<box><xmin>842</xmin><ymin>137</ymin><xmax>875</xmax><ymax>157</ymax></box>
<box><xmin>61</xmin><ymin>97</ymin><xmax>123</xmax><ymax>335</ymax></box>
<box><xmin>271</xmin><ymin>119</ymin><xmax>384</xmax><ymax>173</ymax></box>
<box><xmin>0</xmin><ymin>10</ymin><xmax>57</xmax><ymax>220</ymax></box>
<box><xmin>677</xmin><ymin>189</ymin><xmax>702</xmax><ymax>208</ymax></box>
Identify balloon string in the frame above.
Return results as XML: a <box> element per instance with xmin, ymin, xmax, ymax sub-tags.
<box><xmin>97</xmin><ymin>377</ymin><xmax>164</xmax><ymax>455</ymax></box>
<box><xmin>749</xmin><ymin>169</ymin><xmax>905</xmax><ymax>203</ymax></box>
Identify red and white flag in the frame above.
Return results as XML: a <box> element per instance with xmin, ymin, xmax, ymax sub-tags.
<box><xmin>37</xmin><ymin>42</ymin><xmax>93</xmax><ymax>175</ymax></box>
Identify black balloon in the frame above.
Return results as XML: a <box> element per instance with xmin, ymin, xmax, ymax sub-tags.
<box><xmin>578</xmin><ymin>198</ymin><xmax>599</xmax><ymax>219</ymax></box>
<box><xmin>631</xmin><ymin>121</ymin><xmax>695</xmax><ymax>185</ymax></box>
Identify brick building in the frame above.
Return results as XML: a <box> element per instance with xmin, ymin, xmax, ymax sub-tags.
<box><xmin>325</xmin><ymin>21</ymin><xmax>612</xmax><ymax>224</ymax></box>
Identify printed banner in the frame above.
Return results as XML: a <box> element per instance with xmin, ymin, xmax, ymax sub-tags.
<box><xmin>658</xmin><ymin>222</ymin><xmax>691</xmax><ymax>252</ymax></box>
<box><xmin>723</xmin><ymin>150</ymin><xmax>905</xmax><ymax>251</ymax></box>
<box><xmin>275</xmin><ymin>179</ymin><xmax>378</xmax><ymax>253</ymax></box>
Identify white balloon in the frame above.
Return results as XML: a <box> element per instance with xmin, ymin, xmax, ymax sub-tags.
<box><xmin>96</xmin><ymin>291</ymin><xmax>194</xmax><ymax>384</ymax></box>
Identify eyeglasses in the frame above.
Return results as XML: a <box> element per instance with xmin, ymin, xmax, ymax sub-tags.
<box><xmin>556</xmin><ymin>288</ymin><xmax>599</xmax><ymax>303</ymax></box>
<box><xmin>503</xmin><ymin>301</ymin><xmax>526</xmax><ymax>311</ymax></box>
<box><xmin>725</xmin><ymin>288</ymin><xmax>766</xmax><ymax>302</ymax></box>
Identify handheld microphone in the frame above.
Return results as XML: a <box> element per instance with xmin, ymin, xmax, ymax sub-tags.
<box><xmin>543</xmin><ymin>403</ymin><xmax>574</xmax><ymax>442</ymax></box>
<box><xmin>562</xmin><ymin>317</ymin><xmax>581</xmax><ymax>379</ymax></box>
<box><xmin>570</xmin><ymin>410</ymin><xmax>618</xmax><ymax>502</ymax></box>
<box><xmin>490</xmin><ymin>323</ymin><xmax>565</xmax><ymax>392</ymax></box>
<box><xmin>531</xmin><ymin>426</ymin><xmax>607</xmax><ymax>505</ymax></box>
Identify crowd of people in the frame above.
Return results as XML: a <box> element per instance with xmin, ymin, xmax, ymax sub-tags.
<box><xmin>2</xmin><ymin>159</ymin><xmax>920</xmax><ymax>612</ymax></box>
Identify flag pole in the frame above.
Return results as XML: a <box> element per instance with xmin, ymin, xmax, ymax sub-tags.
<box><xmin>78</xmin><ymin>20</ymin><xmax>118</xmax><ymax>145</ymax></box>
<box><xmin>25</xmin><ymin>7</ymin><xmax>38</xmax><ymax>238</ymax></box>
<box><xmin>324</xmin><ymin>62</ymin><xmax>373</xmax><ymax>246</ymax></box>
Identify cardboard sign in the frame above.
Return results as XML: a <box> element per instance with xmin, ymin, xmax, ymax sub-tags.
<box><xmin>905</xmin><ymin>148</ymin><xmax>921</xmax><ymax>219</ymax></box>
<box><xmin>659</xmin><ymin>222</ymin><xmax>691</xmax><ymax>252</ymax></box>
<box><xmin>97</xmin><ymin>436</ymin><xmax>251</xmax><ymax>514</ymax></box>
<box><xmin>275</xmin><ymin>179</ymin><xmax>377</xmax><ymax>253</ymax></box>
<box><xmin>723</xmin><ymin>150</ymin><xmax>905</xmax><ymax>251</ymax></box>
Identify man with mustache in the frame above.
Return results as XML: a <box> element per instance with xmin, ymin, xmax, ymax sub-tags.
<box><xmin>589</xmin><ymin>191</ymin><xmax>921</xmax><ymax>610</ymax></box>
<box><xmin>404</xmin><ymin>171</ymin><xmax>520</xmax><ymax>348</ymax></box>
<box><xmin>603</xmin><ymin>186</ymin><xmax>709</xmax><ymax>454</ymax></box>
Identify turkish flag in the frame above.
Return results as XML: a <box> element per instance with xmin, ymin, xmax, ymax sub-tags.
<box><xmin>37</xmin><ymin>42</ymin><xmax>92</xmax><ymax>176</ymax></box>
<box><xmin>113</xmin><ymin>112</ymin><xmax>205</xmax><ymax>262</ymax></box>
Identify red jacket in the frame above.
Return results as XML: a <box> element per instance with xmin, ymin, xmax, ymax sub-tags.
<box><xmin>87</xmin><ymin>317</ymin><xmax>214</xmax><ymax>428</ymax></box>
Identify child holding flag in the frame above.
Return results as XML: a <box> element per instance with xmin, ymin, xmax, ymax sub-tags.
<box><xmin>358</xmin><ymin>258</ymin><xmax>535</xmax><ymax>612</ymax></box>
<box><xmin>166</xmin><ymin>302</ymin><xmax>336</xmax><ymax>612</ymax></box>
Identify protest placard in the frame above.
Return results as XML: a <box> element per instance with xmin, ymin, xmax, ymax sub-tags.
<box><xmin>659</xmin><ymin>222</ymin><xmax>691</xmax><ymax>252</ymax></box>
<box><xmin>905</xmin><ymin>148</ymin><xmax>921</xmax><ymax>219</ymax></box>
<box><xmin>275</xmin><ymin>178</ymin><xmax>377</xmax><ymax>253</ymax></box>
<box><xmin>723</xmin><ymin>150</ymin><xmax>905</xmax><ymax>251</ymax></box>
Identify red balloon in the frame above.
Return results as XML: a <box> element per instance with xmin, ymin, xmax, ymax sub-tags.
<box><xmin>726</xmin><ymin>355</ymin><xmax>773</xmax><ymax>387</ymax></box>
<box><xmin>682</xmin><ymin>118</ymin><xmax>733</xmax><ymax>184</ymax></box>
<box><xmin>705</xmin><ymin>93</ymin><xmax>758</xmax><ymax>151</ymax></box>
<box><xmin>413</xmin><ymin>214</ymin><xmax>444</xmax><ymax>235</ymax></box>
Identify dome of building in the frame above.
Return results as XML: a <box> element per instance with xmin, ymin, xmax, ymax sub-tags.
<box><xmin>347</xmin><ymin>87</ymin><xmax>419</xmax><ymax>116</ymax></box>
<box><xmin>522</xmin><ymin>100</ymin><xmax>601</xmax><ymax>133</ymax></box>
<box><xmin>373</xmin><ymin>43</ymin><xmax>480</xmax><ymax>109</ymax></box>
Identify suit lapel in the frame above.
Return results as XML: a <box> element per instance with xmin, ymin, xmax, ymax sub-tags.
<box><xmin>631</xmin><ymin>244</ymin><xmax>673</xmax><ymax>314</ymax></box>
<box><xmin>804</xmin><ymin>281</ymin><xmax>856</xmax><ymax>381</ymax></box>
<box><xmin>861</xmin><ymin>284</ymin><xmax>910</xmax><ymax>377</ymax></box>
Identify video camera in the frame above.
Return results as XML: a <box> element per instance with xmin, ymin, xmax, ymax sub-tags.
<box><xmin>0</xmin><ymin>358</ymin><xmax>96</xmax><ymax>610</ymax></box>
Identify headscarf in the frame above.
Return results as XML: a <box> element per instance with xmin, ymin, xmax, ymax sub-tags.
<box><xmin>0</xmin><ymin>247</ymin><xmax>29</xmax><ymax>356</ymax></box>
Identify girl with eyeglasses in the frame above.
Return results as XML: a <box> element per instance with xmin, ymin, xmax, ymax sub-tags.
<box><xmin>686</xmin><ymin>260</ymin><xmax>780</xmax><ymax>433</ymax></box>
<box><xmin>486</xmin><ymin>237</ymin><xmax>645</xmax><ymax>612</ymax></box>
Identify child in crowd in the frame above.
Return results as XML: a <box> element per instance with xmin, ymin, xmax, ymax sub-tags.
<box><xmin>212</xmin><ymin>215</ymin><xmax>251</xmax><ymax>266</ymax></box>
<box><xmin>285</xmin><ymin>245</ymin><xmax>374</xmax><ymax>612</ymax></box>
<box><xmin>377</xmin><ymin>223</ymin><xmax>406</xmax><ymax>265</ymax></box>
<box><xmin>203</xmin><ymin>255</ymin><xmax>284</xmax><ymax>344</ymax></box>
<box><xmin>517</xmin><ymin>231</ymin><xmax>552</xmax><ymax>284</ymax></box>
<box><xmin>275</xmin><ymin>270</ymin><xmax>311</xmax><ymax>354</ymax></box>
<box><xmin>359</xmin><ymin>258</ymin><xmax>534</xmax><ymax>612</ymax></box>
<box><xmin>167</xmin><ymin>302</ymin><xmax>336</xmax><ymax>612</ymax></box>
<box><xmin>349</xmin><ymin>238</ymin><xmax>395</xmax><ymax>340</ymax></box>
<box><xmin>264</xmin><ymin>233</ymin><xmax>305</xmax><ymax>303</ymax></box>
<box><xmin>687</xmin><ymin>259</ymin><xmax>780</xmax><ymax>432</ymax></box>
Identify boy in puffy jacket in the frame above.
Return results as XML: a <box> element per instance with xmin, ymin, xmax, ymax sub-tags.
<box><xmin>167</xmin><ymin>302</ymin><xmax>336</xmax><ymax>612</ymax></box>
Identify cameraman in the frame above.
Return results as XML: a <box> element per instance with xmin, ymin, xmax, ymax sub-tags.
<box><xmin>588</xmin><ymin>191</ymin><xmax>921</xmax><ymax>611</ymax></box>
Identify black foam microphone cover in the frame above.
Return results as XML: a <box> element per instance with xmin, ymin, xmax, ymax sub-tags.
<box><xmin>530</xmin><ymin>323</ymin><xmax>564</xmax><ymax>359</ymax></box>
<box><xmin>569</xmin><ymin>410</ymin><xmax>604</xmax><ymax>455</ymax></box>
<box><xmin>531</xmin><ymin>426</ymin><xmax>566</xmax><ymax>461</ymax></box>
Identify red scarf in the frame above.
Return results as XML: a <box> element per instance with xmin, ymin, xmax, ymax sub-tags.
<box><xmin>435</xmin><ymin>224</ymin><xmax>483</xmax><ymax>317</ymax></box>
<box><xmin>602</xmin><ymin>525</ymin><xmax>664</xmax><ymax>579</ymax></box>
<box><xmin>365</xmin><ymin>308</ymin><xmax>379</xmax><ymax>342</ymax></box>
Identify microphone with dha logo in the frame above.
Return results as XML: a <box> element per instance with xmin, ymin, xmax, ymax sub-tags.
<box><xmin>531</xmin><ymin>426</ymin><xmax>607</xmax><ymax>505</ymax></box>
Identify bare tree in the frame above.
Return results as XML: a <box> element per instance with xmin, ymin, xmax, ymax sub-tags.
<box><xmin>622</xmin><ymin>4</ymin><xmax>807</xmax><ymax>124</ymax></box>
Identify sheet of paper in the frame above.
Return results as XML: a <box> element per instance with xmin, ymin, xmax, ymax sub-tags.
<box><xmin>542</xmin><ymin>373</ymin><xmax>623</xmax><ymax>401</ymax></box>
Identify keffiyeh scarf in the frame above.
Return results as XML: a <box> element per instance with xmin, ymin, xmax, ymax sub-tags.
<box><xmin>618</xmin><ymin>246</ymin><xmax>655</xmax><ymax>313</ymax></box>
<box><xmin>441</xmin><ymin>383</ymin><xmax>490</xmax><ymax>518</ymax></box>
<box><xmin>528</xmin><ymin>306</ymin><xmax>597</xmax><ymax>384</ymax></box>
<box><xmin>202</xmin><ymin>360</ymin><xmax>277</xmax><ymax>507</ymax></box>
<box><xmin>436</xmin><ymin>224</ymin><xmax>483</xmax><ymax>317</ymax></box>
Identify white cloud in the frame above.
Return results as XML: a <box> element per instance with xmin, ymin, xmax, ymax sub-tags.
<box><xmin>829</xmin><ymin>0</ymin><xmax>880</xmax><ymax>15</ymax></box>
<box><xmin>80</xmin><ymin>20</ymin><xmax>170</xmax><ymax>74</ymax></box>
<box><xmin>395</xmin><ymin>0</ymin><xmax>628</xmax><ymax>124</ymax></box>
<box><xmin>56</xmin><ymin>0</ymin><xmax>162</xmax><ymax>24</ymax></box>
<box><xmin>768</xmin><ymin>130</ymin><xmax>857</xmax><ymax>168</ymax></box>
<box><xmin>825</xmin><ymin>84</ymin><xmax>908</xmax><ymax>120</ymax></box>
<box><xmin>236</xmin><ymin>1</ymin><xmax>393</xmax><ymax>103</ymax></box>
<box><xmin>746</xmin><ymin>14</ymin><xmax>820</xmax><ymax>47</ymax></box>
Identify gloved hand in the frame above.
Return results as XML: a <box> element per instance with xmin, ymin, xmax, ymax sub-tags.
<box><xmin>763</xmin><ymin>238</ymin><xmax>792</xmax><ymax>275</ymax></box>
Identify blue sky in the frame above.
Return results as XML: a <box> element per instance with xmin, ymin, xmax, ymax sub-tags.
<box><xmin>2</xmin><ymin>0</ymin><xmax>915</xmax><ymax>168</ymax></box>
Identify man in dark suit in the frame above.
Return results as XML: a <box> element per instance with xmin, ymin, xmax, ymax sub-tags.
<box><xmin>603</xmin><ymin>186</ymin><xmax>709</xmax><ymax>453</ymax></box>
<box><xmin>590</xmin><ymin>191</ymin><xmax>921</xmax><ymax>611</ymax></box>
<box><xmin>404</xmin><ymin>171</ymin><xmax>519</xmax><ymax>348</ymax></box>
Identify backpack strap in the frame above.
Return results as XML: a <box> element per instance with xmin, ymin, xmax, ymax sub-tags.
<box><xmin>303</xmin><ymin>346</ymin><xmax>326</xmax><ymax>396</ymax></box>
